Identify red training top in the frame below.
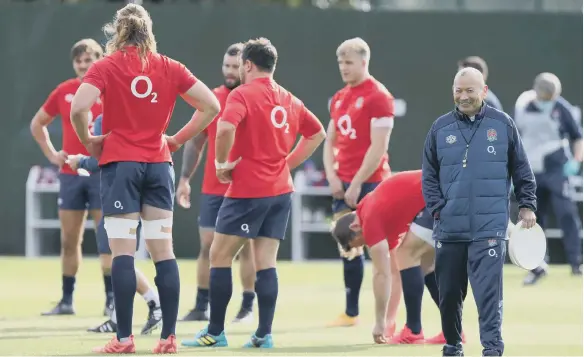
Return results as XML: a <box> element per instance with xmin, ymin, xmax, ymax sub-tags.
<box><xmin>83</xmin><ymin>47</ymin><xmax>198</xmax><ymax>165</ymax></box>
<box><xmin>220</xmin><ymin>77</ymin><xmax>323</xmax><ymax>198</ymax></box>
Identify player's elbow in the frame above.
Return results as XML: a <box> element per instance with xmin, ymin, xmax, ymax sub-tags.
<box><xmin>311</xmin><ymin>129</ymin><xmax>327</xmax><ymax>145</ymax></box>
<box><xmin>202</xmin><ymin>97</ymin><xmax>221</xmax><ymax>117</ymax></box>
<box><xmin>216</xmin><ymin>121</ymin><xmax>236</xmax><ymax>137</ymax></box>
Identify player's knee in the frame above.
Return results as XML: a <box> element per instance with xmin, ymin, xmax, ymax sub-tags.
<box><xmin>61</xmin><ymin>239</ymin><xmax>80</xmax><ymax>256</ymax></box>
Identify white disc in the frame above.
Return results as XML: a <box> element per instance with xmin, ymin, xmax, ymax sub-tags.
<box><xmin>77</xmin><ymin>168</ymin><xmax>90</xmax><ymax>177</ymax></box>
<box><xmin>508</xmin><ymin>222</ymin><xmax>546</xmax><ymax>270</ymax></box>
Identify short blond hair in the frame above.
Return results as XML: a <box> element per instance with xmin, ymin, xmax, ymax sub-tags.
<box><xmin>71</xmin><ymin>39</ymin><xmax>103</xmax><ymax>61</ymax></box>
<box><xmin>336</xmin><ymin>37</ymin><xmax>370</xmax><ymax>61</ymax></box>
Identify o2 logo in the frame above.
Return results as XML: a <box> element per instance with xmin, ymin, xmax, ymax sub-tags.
<box><xmin>337</xmin><ymin>114</ymin><xmax>356</xmax><ymax>139</ymax></box>
<box><xmin>271</xmin><ymin>106</ymin><xmax>289</xmax><ymax>133</ymax></box>
<box><xmin>131</xmin><ymin>75</ymin><xmax>158</xmax><ymax>103</ymax></box>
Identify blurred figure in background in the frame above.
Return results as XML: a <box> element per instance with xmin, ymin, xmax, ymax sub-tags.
<box><xmin>458</xmin><ymin>56</ymin><xmax>503</xmax><ymax>111</ymax></box>
<box><xmin>514</xmin><ymin>72</ymin><xmax>583</xmax><ymax>284</ymax></box>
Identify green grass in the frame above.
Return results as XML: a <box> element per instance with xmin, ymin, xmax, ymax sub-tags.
<box><xmin>0</xmin><ymin>258</ymin><xmax>581</xmax><ymax>356</ymax></box>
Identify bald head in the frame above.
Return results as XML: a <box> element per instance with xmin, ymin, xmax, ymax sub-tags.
<box><xmin>533</xmin><ymin>72</ymin><xmax>561</xmax><ymax>101</ymax></box>
<box><xmin>453</xmin><ymin>67</ymin><xmax>488</xmax><ymax>116</ymax></box>
<box><xmin>454</xmin><ymin>67</ymin><xmax>485</xmax><ymax>87</ymax></box>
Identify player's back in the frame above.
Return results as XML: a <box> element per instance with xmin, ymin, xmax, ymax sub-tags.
<box><xmin>87</xmin><ymin>47</ymin><xmax>196</xmax><ymax>165</ymax></box>
<box><xmin>227</xmin><ymin>78</ymin><xmax>306</xmax><ymax>198</ymax></box>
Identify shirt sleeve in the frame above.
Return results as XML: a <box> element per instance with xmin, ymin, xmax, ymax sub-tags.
<box><xmin>42</xmin><ymin>86</ymin><xmax>60</xmax><ymax>117</ymax></box>
<box><xmin>557</xmin><ymin>100</ymin><xmax>583</xmax><ymax>141</ymax></box>
<box><xmin>363</xmin><ymin>216</ymin><xmax>387</xmax><ymax>248</ymax></box>
<box><xmin>220</xmin><ymin>90</ymin><xmax>247</xmax><ymax>127</ymax></box>
<box><xmin>369</xmin><ymin>92</ymin><xmax>395</xmax><ymax>129</ymax></box>
<box><xmin>173</xmin><ymin>60</ymin><xmax>198</xmax><ymax>94</ymax></box>
<box><xmin>83</xmin><ymin>62</ymin><xmax>106</xmax><ymax>92</ymax></box>
<box><xmin>299</xmin><ymin>105</ymin><xmax>323</xmax><ymax>138</ymax></box>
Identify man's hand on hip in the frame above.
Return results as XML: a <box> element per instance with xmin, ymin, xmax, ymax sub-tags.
<box><xmin>518</xmin><ymin>208</ymin><xmax>537</xmax><ymax>229</ymax></box>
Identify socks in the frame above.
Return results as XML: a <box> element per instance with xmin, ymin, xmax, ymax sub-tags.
<box><xmin>208</xmin><ymin>268</ymin><xmax>233</xmax><ymax>336</ymax></box>
<box><xmin>343</xmin><ymin>255</ymin><xmax>364</xmax><ymax>317</ymax></box>
<box><xmin>424</xmin><ymin>271</ymin><xmax>440</xmax><ymax>308</ymax></box>
<box><xmin>401</xmin><ymin>266</ymin><xmax>424</xmax><ymax>334</ymax></box>
<box><xmin>103</xmin><ymin>274</ymin><xmax>113</xmax><ymax>295</ymax></box>
<box><xmin>155</xmin><ymin>259</ymin><xmax>180</xmax><ymax>340</ymax></box>
<box><xmin>255</xmin><ymin>268</ymin><xmax>278</xmax><ymax>338</ymax></box>
<box><xmin>112</xmin><ymin>255</ymin><xmax>137</xmax><ymax>340</ymax></box>
<box><xmin>242</xmin><ymin>291</ymin><xmax>255</xmax><ymax>311</ymax></box>
<box><xmin>195</xmin><ymin>288</ymin><xmax>210</xmax><ymax>312</ymax></box>
<box><xmin>61</xmin><ymin>275</ymin><xmax>75</xmax><ymax>305</ymax></box>
<box><xmin>111</xmin><ymin>307</ymin><xmax>118</xmax><ymax>324</ymax></box>
<box><xmin>143</xmin><ymin>288</ymin><xmax>160</xmax><ymax>307</ymax></box>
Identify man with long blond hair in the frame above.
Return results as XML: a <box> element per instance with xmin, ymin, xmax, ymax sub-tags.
<box><xmin>70</xmin><ymin>4</ymin><xmax>220</xmax><ymax>354</ymax></box>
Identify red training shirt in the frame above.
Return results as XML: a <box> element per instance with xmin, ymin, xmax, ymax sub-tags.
<box><xmin>329</xmin><ymin>77</ymin><xmax>395</xmax><ymax>183</ymax></box>
<box><xmin>83</xmin><ymin>47</ymin><xmax>198</xmax><ymax>165</ymax></box>
<box><xmin>201</xmin><ymin>85</ymin><xmax>231</xmax><ymax>196</ymax></box>
<box><xmin>356</xmin><ymin>170</ymin><xmax>425</xmax><ymax>250</ymax></box>
<box><xmin>42</xmin><ymin>78</ymin><xmax>103</xmax><ymax>175</ymax></box>
<box><xmin>220</xmin><ymin>77</ymin><xmax>323</xmax><ymax>198</ymax></box>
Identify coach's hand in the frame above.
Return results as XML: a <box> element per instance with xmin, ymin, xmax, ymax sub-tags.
<box><xmin>84</xmin><ymin>134</ymin><xmax>108</xmax><ymax>159</ymax></box>
<box><xmin>50</xmin><ymin>150</ymin><xmax>68</xmax><ymax>169</ymax></box>
<box><xmin>176</xmin><ymin>177</ymin><xmax>191</xmax><ymax>209</ymax></box>
<box><xmin>344</xmin><ymin>182</ymin><xmax>362</xmax><ymax>209</ymax></box>
<box><xmin>216</xmin><ymin>157</ymin><xmax>242</xmax><ymax>184</ymax></box>
<box><xmin>518</xmin><ymin>208</ymin><xmax>537</xmax><ymax>229</ymax></box>
<box><xmin>372</xmin><ymin>324</ymin><xmax>387</xmax><ymax>344</ymax></box>
<box><xmin>328</xmin><ymin>174</ymin><xmax>345</xmax><ymax>200</ymax></box>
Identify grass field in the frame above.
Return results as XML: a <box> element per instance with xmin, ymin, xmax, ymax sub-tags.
<box><xmin>0</xmin><ymin>257</ymin><xmax>581</xmax><ymax>356</ymax></box>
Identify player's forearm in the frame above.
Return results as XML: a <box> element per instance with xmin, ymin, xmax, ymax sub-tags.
<box><xmin>174</xmin><ymin>110</ymin><xmax>216</xmax><ymax>146</ymax></box>
<box><xmin>215</xmin><ymin>122</ymin><xmax>236</xmax><ymax>163</ymax></box>
<box><xmin>323</xmin><ymin>140</ymin><xmax>337</xmax><ymax>179</ymax></box>
<box><xmin>30</xmin><ymin>123</ymin><xmax>59</xmax><ymax>159</ymax></box>
<box><xmin>288</xmin><ymin>132</ymin><xmax>326</xmax><ymax>170</ymax></box>
<box><xmin>71</xmin><ymin>110</ymin><xmax>91</xmax><ymax>144</ymax></box>
<box><xmin>352</xmin><ymin>145</ymin><xmax>386</xmax><ymax>185</ymax></box>
<box><xmin>180</xmin><ymin>134</ymin><xmax>207</xmax><ymax>179</ymax></box>
<box><xmin>573</xmin><ymin>139</ymin><xmax>582</xmax><ymax>162</ymax></box>
<box><xmin>373</xmin><ymin>271</ymin><xmax>391</xmax><ymax>327</ymax></box>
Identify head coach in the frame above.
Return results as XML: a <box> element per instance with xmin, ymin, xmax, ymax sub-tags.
<box><xmin>421</xmin><ymin>67</ymin><xmax>537</xmax><ymax>357</ymax></box>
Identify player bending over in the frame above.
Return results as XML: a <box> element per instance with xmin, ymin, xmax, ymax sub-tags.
<box><xmin>70</xmin><ymin>4</ymin><xmax>220</xmax><ymax>354</ymax></box>
<box><xmin>331</xmin><ymin>170</ymin><xmax>428</xmax><ymax>344</ymax></box>
<box><xmin>177</xmin><ymin>43</ymin><xmax>256</xmax><ymax>323</ymax></box>
<box><xmin>31</xmin><ymin>39</ymin><xmax>111</xmax><ymax>316</ymax></box>
<box><xmin>66</xmin><ymin>115</ymin><xmax>162</xmax><ymax>335</ymax></box>
<box><xmin>182</xmin><ymin>38</ymin><xmax>326</xmax><ymax>349</ymax></box>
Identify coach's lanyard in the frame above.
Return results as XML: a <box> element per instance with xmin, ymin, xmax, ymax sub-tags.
<box><xmin>456</xmin><ymin>116</ymin><xmax>483</xmax><ymax>168</ymax></box>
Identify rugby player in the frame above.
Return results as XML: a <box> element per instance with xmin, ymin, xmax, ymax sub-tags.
<box><xmin>177</xmin><ymin>43</ymin><xmax>256</xmax><ymax>323</ymax></box>
<box><xmin>182</xmin><ymin>37</ymin><xmax>326</xmax><ymax>349</ymax></box>
<box><xmin>30</xmin><ymin>39</ymin><xmax>110</xmax><ymax>316</ymax></box>
<box><xmin>66</xmin><ymin>114</ymin><xmax>162</xmax><ymax>335</ymax></box>
<box><xmin>324</xmin><ymin>37</ymin><xmax>394</xmax><ymax>327</ymax></box>
<box><xmin>70</xmin><ymin>4</ymin><xmax>220</xmax><ymax>353</ymax></box>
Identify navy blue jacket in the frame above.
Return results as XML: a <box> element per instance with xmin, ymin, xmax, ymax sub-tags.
<box><xmin>422</xmin><ymin>104</ymin><xmax>537</xmax><ymax>242</ymax></box>
<box><xmin>78</xmin><ymin>115</ymin><xmax>102</xmax><ymax>173</ymax></box>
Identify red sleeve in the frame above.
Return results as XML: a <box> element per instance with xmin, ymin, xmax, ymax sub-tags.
<box><xmin>299</xmin><ymin>106</ymin><xmax>323</xmax><ymax>137</ymax></box>
<box><xmin>369</xmin><ymin>92</ymin><xmax>395</xmax><ymax>120</ymax></box>
<box><xmin>172</xmin><ymin>60</ymin><xmax>198</xmax><ymax>93</ymax></box>
<box><xmin>83</xmin><ymin>62</ymin><xmax>106</xmax><ymax>92</ymax></box>
<box><xmin>362</xmin><ymin>216</ymin><xmax>387</xmax><ymax>248</ymax></box>
<box><xmin>220</xmin><ymin>90</ymin><xmax>247</xmax><ymax>127</ymax></box>
<box><xmin>42</xmin><ymin>86</ymin><xmax>60</xmax><ymax>117</ymax></box>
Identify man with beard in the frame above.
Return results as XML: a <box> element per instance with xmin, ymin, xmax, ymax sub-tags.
<box><xmin>422</xmin><ymin>67</ymin><xmax>537</xmax><ymax>357</ymax></box>
<box><xmin>177</xmin><ymin>43</ymin><xmax>257</xmax><ymax>324</ymax></box>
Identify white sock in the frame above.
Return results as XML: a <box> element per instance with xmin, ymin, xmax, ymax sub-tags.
<box><xmin>111</xmin><ymin>308</ymin><xmax>117</xmax><ymax>324</ymax></box>
<box><xmin>142</xmin><ymin>288</ymin><xmax>160</xmax><ymax>307</ymax></box>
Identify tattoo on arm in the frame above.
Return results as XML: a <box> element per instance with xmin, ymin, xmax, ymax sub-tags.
<box><xmin>180</xmin><ymin>133</ymin><xmax>207</xmax><ymax>179</ymax></box>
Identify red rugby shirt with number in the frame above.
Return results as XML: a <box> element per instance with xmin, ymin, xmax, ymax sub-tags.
<box><xmin>220</xmin><ymin>77</ymin><xmax>322</xmax><ymax>198</ymax></box>
<box><xmin>83</xmin><ymin>46</ymin><xmax>198</xmax><ymax>165</ymax></box>
<box><xmin>42</xmin><ymin>78</ymin><xmax>103</xmax><ymax>174</ymax></box>
<box><xmin>201</xmin><ymin>85</ymin><xmax>231</xmax><ymax>196</ymax></box>
<box><xmin>357</xmin><ymin>170</ymin><xmax>425</xmax><ymax>249</ymax></box>
<box><xmin>329</xmin><ymin>77</ymin><xmax>395</xmax><ymax>183</ymax></box>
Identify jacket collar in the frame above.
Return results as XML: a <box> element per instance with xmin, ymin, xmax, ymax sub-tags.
<box><xmin>454</xmin><ymin>102</ymin><xmax>487</xmax><ymax>121</ymax></box>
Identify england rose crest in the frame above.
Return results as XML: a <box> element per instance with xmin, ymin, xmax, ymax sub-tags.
<box><xmin>487</xmin><ymin>128</ymin><xmax>497</xmax><ymax>142</ymax></box>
